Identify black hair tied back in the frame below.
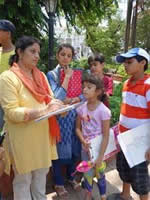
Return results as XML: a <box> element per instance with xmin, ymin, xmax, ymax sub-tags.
<box><xmin>100</xmin><ymin>92</ymin><xmax>108</xmax><ymax>104</ymax></box>
<box><xmin>9</xmin><ymin>54</ymin><xmax>18</xmax><ymax>66</ymax></box>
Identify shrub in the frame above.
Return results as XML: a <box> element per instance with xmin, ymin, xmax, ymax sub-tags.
<box><xmin>70</xmin><ymin>57</ymin><xmax>88</xmax><ymax>69</ymax></box>
<box><xmin>71</xmin><ymin>59</ymin><xmax>128</xmax><ymax>77</ymax></box>
<box><xmin>110</xmin><ymin>83</ymin><xmax>123</xmax><ymax>126</ymax></box>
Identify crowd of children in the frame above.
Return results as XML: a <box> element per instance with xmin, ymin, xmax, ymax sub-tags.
<box><xmin>0</xmin><ymin>19</ymin><xmax>150</xmax><ymax>200</ymax></box>
<box><xmin>75</xmin><ymin>47</ymin><xmax>150</xmax><ymax>200</ymax></box>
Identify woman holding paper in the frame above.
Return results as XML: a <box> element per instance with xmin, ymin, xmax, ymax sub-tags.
<box><xmin>47</xmin><ymin>43</ymin><xmax>84</xmax><ymax>196</ymax></box>
<box><xmin>76</xmin><ymin>74</ymin><xmax>111</xmax><ymax>200</ymax></box>
<box><xmin>0</xmin><ymin>36</ymin><xmax>63</xmax><ymax>200</ymax></box>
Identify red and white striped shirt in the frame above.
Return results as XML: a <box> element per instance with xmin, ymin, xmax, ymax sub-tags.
<box><xmin>119</xmin><ymin>74</ymin><xmax>150</xmax><ymax>133</ymax></box>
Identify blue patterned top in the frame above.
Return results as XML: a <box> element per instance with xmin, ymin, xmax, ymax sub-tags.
<box><xmin>47</xmin><ymin>65</ymin><xmax>84</xmax><ymax>159</ymax></box>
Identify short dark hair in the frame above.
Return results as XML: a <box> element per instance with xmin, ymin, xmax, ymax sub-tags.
<box><xmin>134</xmin><ymin>55</ymin><xmax>148</xmax><ymax>71</ymax></box>
<box><xmin>88</xmin><ymin>54</ymin><xmax>105</xmax><ymax>66</ymax></box>
<box><xmin>0</xmin><ymin>19</ymin><xmax>16</xmax><ymax>34</ymax></box>
<box><xmin>82</xmin><ymin>73</ymin><xmax>107</xmax><ymax>102</ymax></box>
<box><xmin>9</xmin><ymin>36</ymin><xmax>41</xmax><ymax>66</ymax></box>
<box><xmin>57</xmin><ymin>43</ymin><xmax>75</xmax><ymax>58</ymax></box>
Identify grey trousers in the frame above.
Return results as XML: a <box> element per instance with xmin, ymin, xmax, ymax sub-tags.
<box><xmin>13</xmin><ymin>168</ymin><xmax>49</xmax><ymax>200</ymax></box>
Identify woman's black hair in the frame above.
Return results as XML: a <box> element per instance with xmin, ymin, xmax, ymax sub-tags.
<box><xmin>82</xmin><ymin>73</ymin><xmax>107</xmax><ymax>102</ymax></box>
<box><xmin>88</xmin><ymin>53</ymin><xmax>105</xmax><ymax>66</ymax></box>
<box><xmin>9</xmin><ymin>35</ymin><xmax>41</xmax><ymax>66</ymax></box>
<box><xmin>134</xmin><ymin>55</ymin><xmax>148</xmax><ymax>71</ymax></box>
<box><xmin>57</xmin><ymin>43</ymin><xmax>75</xmax><ymax>58</ymax></box>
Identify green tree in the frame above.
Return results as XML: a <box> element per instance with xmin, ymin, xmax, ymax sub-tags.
<box><xmin>85</xmin><ymin>15</ymin><xmax>125</xmax><ymax>62</ymax></box>
<box><xmin>0</xmin><ymin>0</ymin><xmax>45</xmax><ymax>39</ymax></box>
<box><xmin>0</xmin><ymin>0</ymin><xmax>118</xmax><ymax>38</ymax></box>
<box><xmin>0</xmin><ymin>0</ymin><xmax>118</xmax><ymax>70</ymax></box>
<box><xmin>58</xmin><ymin>0</ymin><xmax>118</xmax><ymax>29</ymax></box>
<box><xmin>136</xmin><ymin>1</ymin><xmax>150</xmax><ymax>51</ymax></box>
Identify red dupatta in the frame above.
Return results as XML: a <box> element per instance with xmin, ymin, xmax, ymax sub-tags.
<box><xmin>10</xmin><ymin>63</ymin><xmax>60</xmax><ymax>143</ymax></box>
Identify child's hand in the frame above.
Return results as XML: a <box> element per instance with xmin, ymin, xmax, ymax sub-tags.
<box><xmin>82</xmin><ymin>140</ymin><xmax>90</xmax><ymax>151</ymax></box>
<box><xmin>94</xmin><ymin>157</ymin><xmax>103</xmax><ymax>168</ymax></box>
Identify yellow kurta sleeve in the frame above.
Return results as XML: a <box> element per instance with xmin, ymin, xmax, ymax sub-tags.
<box><xmin>0</xmin><ymin>71</ymin><xmax>26</xmax><ymax>122</ymax></box>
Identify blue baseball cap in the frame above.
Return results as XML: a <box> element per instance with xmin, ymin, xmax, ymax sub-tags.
<box><xmin>116</xmin><ymin>48</ymin><xmax>150</xmax><ymax>63</ymax></box>
<box><xmin>0</xmin><ymin>19</ymin><xmax>16</xmax><ymax>33</ymax></box>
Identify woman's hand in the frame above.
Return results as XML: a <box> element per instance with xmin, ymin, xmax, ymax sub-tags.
<box><xmin>24</xmin><ymin>99</ymin><xmax>64</xmax><ymax>121</ymax></box>
<box><xmin>64</xmin><ymin>97</ymin><xmax>80</xmax><ymax>105</ymax></box>
<box><xmin>50</xmin><ymin>99</ymin><xmax>63</xmax><ymax>105</ymax></box>
<box><xmin>63</xmin><ymin>98</ymin><xmax>72</xmax><ymax>105</ymax></box>
<box><xmin>62</xmin><ymin>66</ymin><xmax>73</xmax><ymax>91</ymax></box>
<box><xmin>46</xmin><ymin>99</ymin><xmax>64</xmax><ymax>112</ymax></box>
<box><xmin>64</xmin><ymin>66</ymin><xmax>73</xmax><ymax>79</ymax></box>
<box><xmin>70</xmin><ymin>97</ymin><xmax>80</xmax><ymax>104</ymax></box>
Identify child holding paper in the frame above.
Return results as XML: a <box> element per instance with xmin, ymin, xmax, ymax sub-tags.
<box><xmin>76</xmin><ymin>74</ymin><xmax>111</xmax><ymax>200</ymax></box>
<box><xmin>116</xmin><ymin>48</ymin><xmax>150</xmax><ymax>200</ymax></box>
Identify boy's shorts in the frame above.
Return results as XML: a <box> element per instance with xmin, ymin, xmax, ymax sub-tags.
<box><xmin>116</xmin><ymin>151</ymin><xmax>150</xmax><ymax>195</ymax></box>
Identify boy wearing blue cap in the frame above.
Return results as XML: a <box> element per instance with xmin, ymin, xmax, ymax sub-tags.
<box><xmin>116</xmin><ymin>48</ymin><xmax>150</xmax><ymax>200</ymax></box>
<box><xmin>0</xmin><ymin>19</ymin><xmax>15</xmax><ymax>73</ymax></box>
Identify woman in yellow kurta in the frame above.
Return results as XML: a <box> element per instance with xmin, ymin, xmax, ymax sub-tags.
<box><xmin>0</xmin><ymin>36</ymin><xmax>63</xmax><ymax>200</ymax></box>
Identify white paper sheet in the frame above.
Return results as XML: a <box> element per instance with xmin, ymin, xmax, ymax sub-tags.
<box><xmin>89</xmin><ymin>129</ymin><xmax>117</xmax><ymax>162</ymax></box>
<box><xmin>35</xmin><ymin>102</ymin><xmax>83</xmax><ymax>122</ymax></box>
<box><xmin>117</xmin><ymin>123</ymin><xmax>150</xmax><ymax>168</ymax></box>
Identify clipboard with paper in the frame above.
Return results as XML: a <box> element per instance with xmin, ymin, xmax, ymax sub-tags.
<box><xmin>35</xmin><ymin>102</ymin><xmax>83</xmax><ymax>122</ymax></box>
<box><xmin>117</xmin><ymin>123</ymin><xmax>150</xmax><ymax>168</ymax></box>
<box><xmin>89</xmin><ymin>128</ymin><xmax>118</xmax><ymax>162</ymax></box>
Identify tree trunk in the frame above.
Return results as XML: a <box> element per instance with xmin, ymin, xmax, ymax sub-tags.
<box><xmin>131</xmin><ymin>0</ymin><xmax>139</xmax><ymax>48</ymax></box>
<box><xmin>124</xmin><ymin>0</ymin><xmax>133</xmax><ymax>52</ymax></box>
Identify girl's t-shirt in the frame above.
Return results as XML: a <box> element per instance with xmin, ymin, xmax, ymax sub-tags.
<box><xmin>76</xmin><ymin>101</ymin><xmax>111</xmax><ymax>140</ymax></box>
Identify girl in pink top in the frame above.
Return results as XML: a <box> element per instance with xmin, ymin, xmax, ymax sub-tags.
<box><xmin>76</xmin><ymin>74</ymin><xmax>111</xmax><ymax>200</ymax></box>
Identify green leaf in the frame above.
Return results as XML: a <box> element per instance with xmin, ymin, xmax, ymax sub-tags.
<box><xmin>17</xmin><ymin>0</ymin><xmax>22</xmax><ymax>7</ymax></box>
<box><xmin>30</xmin><ymin>0</ymin><xmax>34</xmax><ymax>8</ymax></box>
<box><xmin>0</xmin><ymin>0</ymin><xmax>4</xmax><ymax>5</ymax></box>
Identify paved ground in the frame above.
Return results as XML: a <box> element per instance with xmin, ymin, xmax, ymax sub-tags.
<box><xmin>2</xmin><ymin>158</ymin><xmax>149</xmax><ymax>200</ymax></box>
<box><xmin>46</xmin><ymin>159</ymin><xmax>145</xmax><ymax>200</ymax></box>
